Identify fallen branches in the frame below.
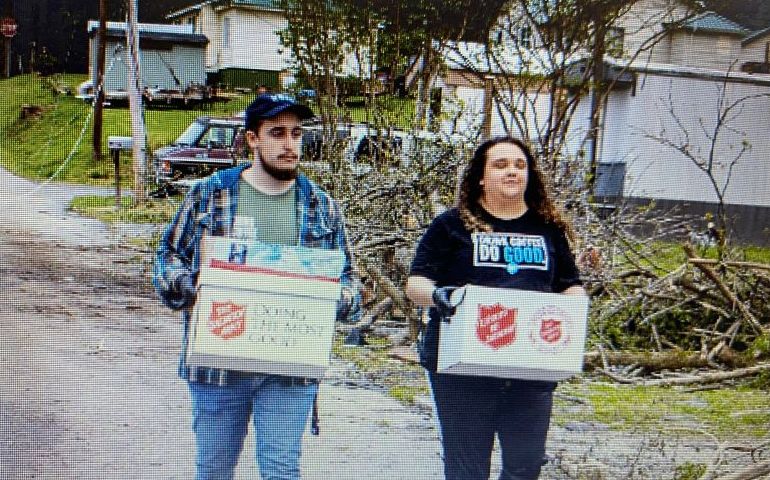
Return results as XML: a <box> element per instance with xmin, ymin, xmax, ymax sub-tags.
<box><xmin>584</xmin><ymin>350</ymin><xmax>751</xmax><ymax>371</ymax></box>
<box><xmin>689</xmin><ymin>258</ymin><xmax>770</xmax><ymax>273</ymax></box>
<box><xmin>683</xmin><ymin>244</ymin><xmax>763</xmax><ymax>333</ymax></box>
<box><xmin>600</xmin><ymin>362</ymin><xmax>770</xmax><ymax>387</ymax></box>
<box><xmin>713</xmin><ymin>460</ymin><xmax>770</xmax><ymax>480</ymax></box>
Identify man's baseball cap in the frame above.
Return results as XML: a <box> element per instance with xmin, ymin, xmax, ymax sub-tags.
<box><xmin>245</xmin><ymin>93</ymin><xmax>314</xmax><ymax>130</ymax></box>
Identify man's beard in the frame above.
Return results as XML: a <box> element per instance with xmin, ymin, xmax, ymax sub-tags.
<box><xmin>260</xmin><ymin>155</ymin><xmax>298</xmax><ymax>181</ymax></box>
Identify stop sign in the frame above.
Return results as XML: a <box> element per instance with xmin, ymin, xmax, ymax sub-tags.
<box><xmin>1</xmin><ymin>17</ymin><xmax>17</xmax><ymax>38</ymax></box>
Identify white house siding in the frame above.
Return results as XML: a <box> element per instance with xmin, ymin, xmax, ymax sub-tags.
<box><xmin>438</xmin><ymin>83</ymin><xmax>557</xmax><ymax>143</ymax></box>
<box><xmin>199</xmin><ymin>7</ymin><xmax>221</xmax><ymax>71</ymax></box>
<box><xmin>669</xmin><ymin>32</ymin><xmax>743</xmax><ymax>71</ymax></box>
<box><xmin>172</xmin><ymin>5</ymin><xmax>368</xmax><ymax>81</ymax></box>
<box><xmin>614</xmin><ymin>0</ymin><xmax>692</xmax><ymax>65</ymax></box>
<box><xmin>740</xmin><ymin>35</ymin><xmax>770</xmax><ymax>65</ymax></box>
<box><xmin>604</xmin><ymin>71</ymin><xmax>770</xmax><ymax>208</ymax></box>
<box><xmin>173</xmin><ymin>46</ymin><xmax>207</xmax><ymax>86</ymax></box>
<box><xmin>101</xmin><ymin>39</ymin><xmax>130</xmax><ymax>93</ymax></box>
<box><xmin>96</xmin><ymin>41</ymin><xmax>206</xmax><ymax>93</ymax></box>
<box><xmin>441</xmin><ymin>85</ymin><xmax>485</xmax><ymax>136</ymax></box>
<box><xmin>220</xmin><ymin>10</ymin><xmax>288</xmax><ymax>71</ymax></box>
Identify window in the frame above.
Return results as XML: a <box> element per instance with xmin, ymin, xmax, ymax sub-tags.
<box><xmin>198</xmin><ymin>127</ymin><xmax>236</xmax><ymax>149</ymax></box>
<box><xmin>606</xmin><ymin>27</ymin><xmax>625</xmax><ymax>57</ymax></box>
<box><xmin>518</xmin><ymin>26</ymin><xmax>532</xmax><ymax>48</ymax></box>
<box><xmin>223</xmin><ymin>17</ymin><xmax>231</xmax><ymax>48</ymax></box>
<box><xmin>187</xmin><ymin>16</ymin><xmax>197</xmax><ymax>33</ymax></box>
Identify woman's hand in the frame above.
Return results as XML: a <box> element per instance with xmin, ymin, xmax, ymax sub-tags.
<box><xmin>432</xmin><ymin>286</ymin><xmax>459</xmax><ymax>321</ymax></box>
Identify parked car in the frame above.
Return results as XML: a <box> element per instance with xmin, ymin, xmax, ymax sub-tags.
<box><xmin>152</xmin><ymin>114</ymin><xmax>468</xmax><ymax>187</ymax></box>
<box><xmin>153</xmin><ymin>114</ymin><xmax>248</xmax><ymax>185</ymax></box>
<box><xmin>301</xmin><ymin>122</ymin><xmax>467</xmax><ymax>172</ymax></box>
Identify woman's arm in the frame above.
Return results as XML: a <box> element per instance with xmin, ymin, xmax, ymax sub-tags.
<box><xmin>562</xmin><ymin>284</ymin><xmax>587</xmax><ymax>296</ymax></box>
<box><xmin>405</xmin><ymin>275</ymin><xmax>437</xmax><ymax>307</ymax></box>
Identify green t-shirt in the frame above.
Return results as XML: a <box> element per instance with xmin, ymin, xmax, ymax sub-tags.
<box><xmin>235</xmin><ymin>179</ymin><xmax>298</xmax><ymax>246</ymax></box>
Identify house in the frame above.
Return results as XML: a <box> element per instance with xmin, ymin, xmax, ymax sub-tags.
<box><xmin>589</xmin><ymin>59</ymin><xmax>770</xmax><ymax>246</ymax></box>
<box><xmin>740</xmin><ymin>26</ymin><xmax>770</xmax><ymax>73</ymax></box>
<box><xmin>84</xmin><ymin>21</ymin><xmax>208</xmax><ymax>103</ymax></box>
<box><xmin>166</xmin><ymin>0</ymin><xmax>289</xmax><ymax>89</ymax></box>
<box><xmin>660</xmin><ymin>11</ymin><xmax>750</xmax><ymax>70</ymax></box>
<box><xmin>166</xmin><ymin>0</ymin><xmax>371</xmax><ymax>91</ymax></box>
<box><xmin>427</xmin><ymin>0</ymin><xmax>770</xmax><ymax>244</ymax></box>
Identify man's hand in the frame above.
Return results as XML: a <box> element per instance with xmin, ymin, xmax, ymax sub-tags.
<box><xmin>432</xmin><ymin>286</ymin><xmax>459</xmax><ymax>322</ymax></box>
<box><xmin>172</xmin><ymin>273</ymin><xmax>197</xmax><ymax>302</ymax></box>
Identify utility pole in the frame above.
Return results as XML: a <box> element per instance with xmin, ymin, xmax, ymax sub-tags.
<box><xmin>126</xmin><ymin>0</ymin><xmax>147</xmax><ymax>203</ymax></box>
<box><xmin>1</xmin><ymin>2</ymin><xmax>17</xmax><ymax>78</ymax></box>
<box><xmin>93</xmin><ymin>0</ymin><xmax>107</xmax><ymax>162</ymax></box>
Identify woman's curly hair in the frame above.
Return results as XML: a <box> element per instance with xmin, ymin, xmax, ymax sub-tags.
<box><xmin>457</xmin><ymin>136</ymin><xmax>574</xmax><ymax>241</ymax></box>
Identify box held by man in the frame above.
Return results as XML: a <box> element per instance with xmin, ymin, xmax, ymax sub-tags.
<box><xmin>187</xmin><ymin>236</ymin><xmax>344</xmax><ymax>378</ymax></box>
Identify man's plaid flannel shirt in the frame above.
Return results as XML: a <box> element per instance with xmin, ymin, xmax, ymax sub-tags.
<box><xmin>153</xmin><ymin>163</ymin><xmax>361</xmax><ymax>385</ymax></box>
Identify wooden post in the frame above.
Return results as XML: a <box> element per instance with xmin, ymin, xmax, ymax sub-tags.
<box><xmin>113</xmin><ymin>148</ymin><xmax>122</xmax><ymax>209</ymax></box>
<box><xmin>93</xmin><ymin>0</ymin><xmax>107</xmax><ymax>162</ymax></box>
<box><xmin>126</xmin><ymin>0</ymin><xmax>147</xmax><ymax>203</ymax></box>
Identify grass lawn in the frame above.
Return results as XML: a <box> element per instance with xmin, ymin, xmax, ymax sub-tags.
<box><xmin>0</xmin><ymin>73</ymin><xmax>250</xmax><ymax>187</ymax></box>
<box><xmin>556</xmin><ymin>381</ymin><xmax>770</xmax><ymax>438</ymax></box>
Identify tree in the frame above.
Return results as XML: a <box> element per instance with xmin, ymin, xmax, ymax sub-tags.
<box><xmin>639</xmin><ymin>65</ymin><xmax>770</xmax><ymax>252</ymax></box>
<box><xmin>435</xmin><ymin>0</ymin><xmax>704</xmax><ymax>201</ymax></box>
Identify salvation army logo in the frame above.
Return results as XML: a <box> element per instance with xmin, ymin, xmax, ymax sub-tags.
<box><xmin>528</xmin><ymin>305</ymin><xmax>571</xmax><ymax>353</ymax></box>
<box><xmin>476</xmin><ymin>303</ymin><xmax>518</xmax><ymax>350</ymax></box>
<box><xmin>208</xmin><ymin>301</ymin><xmax>246</xmax><ymax>340</ymax></box>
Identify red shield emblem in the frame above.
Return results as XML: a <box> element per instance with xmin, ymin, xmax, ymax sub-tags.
<box><xmin>208</xmin><ymin>301</ymin><xmax>246</xmax><ymax>340</ymax></box>
<box><xmin>528</xmin><ymin>306</ymin><xmax>572</xmax><ymax>353</ymax></box>
<box><xmin>539</xmin><ymin>319</ymin><xmax>563</xmax><ymax>344</ymax></box>
<box><xmin>476</xmin><ymin>303</ymin><xmax>518</xmax><ymax>350</ymax></box>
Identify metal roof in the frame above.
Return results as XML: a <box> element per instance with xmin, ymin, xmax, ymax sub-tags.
<box><xmin>230</xmin><ymin>0</ymin><xmax>281</xmax><ymax>8</ymax></box>
<box><xmin>742</xmin><ymin>25</ymin><xmax>770</xmax><ymax>45</ymax></box>
<box><xmin>87</xmin><ymin>21</ymin><xmax>208</xmax><ymax>45</ymax></box>
<box><xmin>166</xmin><ymin>0</ymin><xmax>281</xmax><ymax>19</ymax></box>
<box><xmin>675</xmin><ymin>11</ymin><xmax>750</xmax><ymax>36</ymax></box>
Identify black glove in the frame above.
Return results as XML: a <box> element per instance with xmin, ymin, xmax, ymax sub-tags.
<box><xmin>335</xmin><ymin>288</ymin><xmax>353</xmax><ymax>322</ymax></box>
<box><xmin>432</xmin><ymin>286</ymin><xmax>459</xmax><ymax>322</ymax></box>
<box><xmin>172</xmin><ymin>273</ymin><xmax>197</xmax><ymax>301</ymax></box>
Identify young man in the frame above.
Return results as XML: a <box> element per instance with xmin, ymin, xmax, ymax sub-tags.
<box><xmin>153</xmin><ymin>93</ymin><xmax>361</xmax><ymax>480</ymax></box>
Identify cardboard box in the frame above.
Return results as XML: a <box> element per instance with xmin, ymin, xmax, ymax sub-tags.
<box><xmin>437</xmin><ymin>285</ymin><xmax>589</xmax><ymax>381</ymax></box>
<box><xmin>186</xmin><ymin>237</ymin><xmax>344</xmax><ymax>378</ymax></box>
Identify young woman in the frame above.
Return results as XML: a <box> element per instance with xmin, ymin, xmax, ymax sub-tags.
<box><xmin>406</xmin><ymin>136</ymin><xmax>586</xmax><ymax>480</ymax></box>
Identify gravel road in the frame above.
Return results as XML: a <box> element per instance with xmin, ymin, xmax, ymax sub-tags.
<box><xmin>0</xmin><ymin>168</ymin><xmax>762</xmax><ymax>479</ymax></box>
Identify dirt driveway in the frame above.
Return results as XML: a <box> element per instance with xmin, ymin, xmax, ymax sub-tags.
<box><xmin>0</xmin><ymin>168</ymin><xmax>762</xmax><ymax>479</ymax></box>
<box><xmin>0</xmin><ymin>170</ymin><xmax>447</xmax><ymax>479</ymax></box>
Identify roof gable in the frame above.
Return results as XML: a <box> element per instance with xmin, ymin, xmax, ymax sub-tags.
<box><xmin>743</xmin><ymin>25</ymin><xmax>770</xmax><ymax>45</ymax></box>
<box><xmin>167</xmin><ymin>0</ymin><xmax>281</xmax><ymax>19</ymax></box>
<box><xmin>674</xmin><ymin>11</ymin><xmax>750</xmax><ymax>36</ymax></box>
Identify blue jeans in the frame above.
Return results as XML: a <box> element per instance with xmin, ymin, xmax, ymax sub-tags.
<box><xmin>188</xmin><ymin>374</ymin><xmax>318</xmax><ymax>480</ymax></box>
<box><xmin>428</xmin><ymin>372</ymin><xmax>555</xmax><ymax>480</ymax></box>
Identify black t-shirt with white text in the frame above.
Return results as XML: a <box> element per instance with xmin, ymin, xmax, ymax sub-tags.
<box><xmin>409</xmin><ymin>207</ymin><xmax>582</xmax><ymax>371</ymax></box>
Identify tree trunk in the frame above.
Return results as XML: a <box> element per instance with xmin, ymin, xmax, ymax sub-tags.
<box><xmin>586</xmin><ymin>21</ymin><xmax>607</xmax><ymax>192</ymax></box>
